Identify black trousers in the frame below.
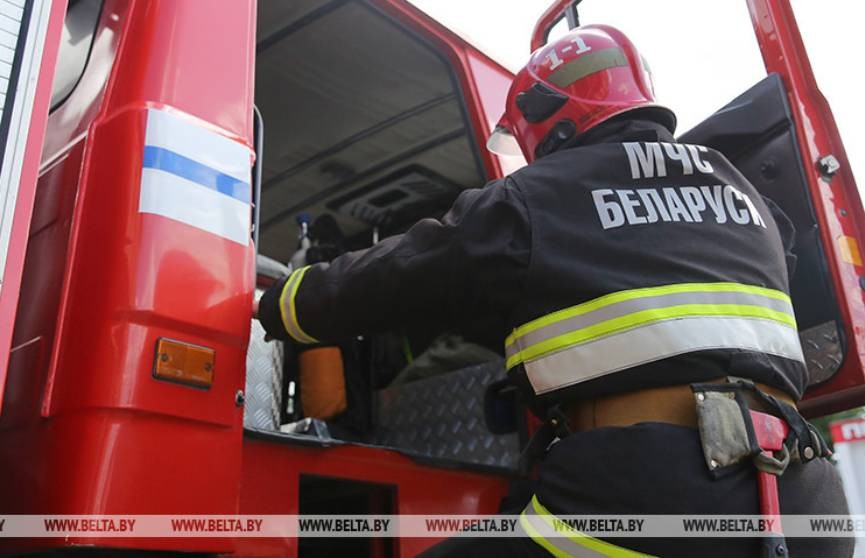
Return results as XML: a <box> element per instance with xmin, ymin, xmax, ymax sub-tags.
<box><xmin>421</xmin><ymin>423</ymin><xmax>853</xmax><ymax>558</ymax></box>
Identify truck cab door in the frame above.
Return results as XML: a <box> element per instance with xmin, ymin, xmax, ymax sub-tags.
<box><xmin>741</xmin><ymin>0</ymin><xmax>865</xmax><ymax>414</ymax></box>
<box><xmin>680</xmin><ymin>0</ymin><xmax>865</xmax><ymax>414</ymax></box>
<box><xmin>0</xmin><ymin>0</ymin><xmax>67</xmax><ymax>413</ymax></box>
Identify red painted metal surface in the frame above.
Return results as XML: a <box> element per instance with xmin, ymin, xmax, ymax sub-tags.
<box><xmin>750</xmin><ymin>410</ymin><xmax>788</xmax><ymax>555</ymax></box>
<box><xmin>1</xmin><ymin>0</ymin><xmax>256</xmax><ymax>554</ymax></box>
<box><xmin>5</xmin><ymin>0</ymin><xmax>858</xmax><ymax>554</ymax></box>
<box><xmin>0</xmin><ymin>0</ymin><xmax>68</xmax><ymax>413</ymax></box>
<box><xmin>749</xmin><ymin>410</ymin><xmax>787</xmax><ymax>520</ymax></box>
<box><xmin>0</xmin><ymin>0</ymin><xmax>512</xmax><ymax>554</ymax></box>
<box><xmin>236</xmin><ymin>438</ymin><xmax>510</xmax><ymax>557</ymax></box>
<box><xmin>746</xmin><ymin>0</ymin><xmax>865</xmax><ymax>414</ymax></box>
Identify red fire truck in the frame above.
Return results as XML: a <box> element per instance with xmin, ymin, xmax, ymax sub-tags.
<box><xmin>0</xmin><ymin>0</ymin><xmax>861</xmax><ymax>555</ymax></box>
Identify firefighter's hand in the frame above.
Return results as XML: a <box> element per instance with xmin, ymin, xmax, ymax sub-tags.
<box><xmin>256</xmin><ymin>276</ymin><xmax>292</xmax><ymax>343</ymax></box>
<box><xmin>252</xmin><ymin>299</ymin><xmax>275</xmax><ymax>342</ymax></box>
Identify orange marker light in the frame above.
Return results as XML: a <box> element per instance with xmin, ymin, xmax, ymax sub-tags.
<box><xmin>838</xmin><ymin>235</ymin><xmax>863</xmax><ymax>266</ymax></box>
<box><xmin>153</xmin><ymin>338</ymin><xmax>215</xmax><ymax>389</ymax></box>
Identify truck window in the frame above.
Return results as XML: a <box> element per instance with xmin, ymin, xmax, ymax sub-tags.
<box><xmin>49</xmin><ymin>0</ymin><xmax>101</xmax><ymax>109</ymax></box>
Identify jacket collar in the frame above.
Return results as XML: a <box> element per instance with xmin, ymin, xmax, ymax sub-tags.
<box><xmin>566</xmin><ymin>117</ymin><xmax>676</xmax><ymax>149</ymax></box>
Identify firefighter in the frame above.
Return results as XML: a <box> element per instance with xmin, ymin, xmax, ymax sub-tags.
<box><xmin>257</xmin><ymin>25</ymin><xmax>851</xmax><ymax>557</ymax></box>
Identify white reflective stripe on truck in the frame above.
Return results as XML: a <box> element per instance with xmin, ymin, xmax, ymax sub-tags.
<box><xmin>138</xmin><ymin>108</ymin><xmax>253</xmax><ymax>246</ymax></box>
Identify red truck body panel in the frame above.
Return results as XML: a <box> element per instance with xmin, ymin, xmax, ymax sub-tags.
<box><xmin>237</xmin><ymin>437</ymin><xmax>510</xmax><ymax>557</ymax></box>
<box><xmin>0</xmin><ymin>0</ymin><xmax>511</xmax><ymax>555</ymax></box>
<box><xmin>1</xmin><ymin>0</ymin><xmax>256</xmax><ymax>553</ymax></box>
<box><xmin>0</xmin><ymin>0</ymin><xmax>861</xmax><ymax>555</ymax></box>
<box><xmin>0</xmin><ymin>1</ymin><xmax>68</xmax><ymax>412</ymax></box>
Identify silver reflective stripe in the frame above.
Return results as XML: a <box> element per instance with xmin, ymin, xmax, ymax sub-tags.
<box><xmin>524</xmin><ymin>315</ymin><xmax>804</xmax><ymax>395</ymax></box>
<box><xmin>505</xmin><ymin>290</ymin><xmax>794</xmax><ymax>363</ymax></box>
<box><xmin>518</xmin><ymin>496</ymin><xmax>652</xmax><ymax>557</ymax></box>
<box><xmin>547</xmin><ymin>48</ymin><xmax>629</xmax><ymax>89</ymax></box>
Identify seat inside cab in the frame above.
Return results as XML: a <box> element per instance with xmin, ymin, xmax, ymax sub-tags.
<box><xmin>247</xmin><ymin>0</ymin><xmax>521</xmax><ymax>471</ymax></box>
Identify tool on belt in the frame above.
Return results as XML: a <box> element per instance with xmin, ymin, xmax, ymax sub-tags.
<box><xmin>690</xmin><ymin>378</ymin><xmax>831</xmax><ymax>558</ymax></box>
<box><xmin>513</xmin><ymin>377</ymin><xmax>831</xmax><ymax>557</ymax></box>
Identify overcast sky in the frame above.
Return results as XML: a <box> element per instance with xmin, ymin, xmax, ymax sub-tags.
<box><xmin>409</xmin><ymin>1</ymin><xmax>864</xmax><ymax>194</ymax></box>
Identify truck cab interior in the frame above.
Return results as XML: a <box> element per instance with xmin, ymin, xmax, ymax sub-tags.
<box><xmin>256</xmin><ymin>0</ymin><xmax>486</xmax><ymax>259</ymax></box>
<box><xmin>247</xmin><ymin>0</ymin><xmax>521</xmax><ymax>472</ymax></box>
<box><xmin>247</xmin><ymin>0</ymin><xmax>845</xmax><ymax>476</ymax></box>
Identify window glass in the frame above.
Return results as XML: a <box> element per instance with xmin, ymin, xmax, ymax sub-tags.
<box><xmin>49</xmin><ymin>0</ymin><xmax>101</xmax><ymax>109</ymax></box>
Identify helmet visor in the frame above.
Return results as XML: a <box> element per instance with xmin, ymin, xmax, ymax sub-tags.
<box><xmin>486</xmin><ymin>126</ymin><xmax>523</xmax><ymax>157</ymax></box>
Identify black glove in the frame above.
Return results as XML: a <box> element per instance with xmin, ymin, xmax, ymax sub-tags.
<box><xmin>257</xmin><ymin>275</ymin><xmax>291</xmax><ymax>342</ymax></box>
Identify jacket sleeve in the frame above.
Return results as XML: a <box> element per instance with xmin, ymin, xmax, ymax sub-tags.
<box><xmin>258</xmin><ymin>178</ymin><xmax>531</xmax><ymax>344</ymax></box>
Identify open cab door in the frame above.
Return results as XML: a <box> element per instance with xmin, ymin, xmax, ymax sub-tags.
<box><xmin>532</xmin><ymin>0</ymin><xmax>865</xmax><ymax>415</ymax></box>
<box><xmin>686</xmin><ymin>0</ymin><xmax>865</xmax><ymax>416</ymax></box>
<box><xmin>0</xmin><ymin>0</ymin><xmax>67</xmax><ymax>413</ymax></box>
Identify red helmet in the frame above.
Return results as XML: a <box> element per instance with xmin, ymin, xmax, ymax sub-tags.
<box><xmin>488</xmin><ymin>24</ymin><xmax>676</xmax><ymax>163</ymax></box>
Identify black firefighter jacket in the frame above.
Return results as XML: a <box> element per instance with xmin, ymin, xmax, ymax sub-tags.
<box><xmin>259</xmin><ymin>119</ymin><xmax>806</xmax><ymax>412</ymax></box>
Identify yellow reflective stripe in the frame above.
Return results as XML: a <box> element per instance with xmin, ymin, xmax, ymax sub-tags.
<box><xmin>529</xmin><ymin>496</ymin><xmax>654</xmax><ymax>558</ymax></box>
<box><xmin>505</xmin><ymin>282</ymin><xmax>792</xmax><ymax>350</ymax></box>
<box><xmin>519</xmin><ymin>512</ymin><xmax>573</xmax><ymax>558</ymax></box>
<box><xmin>505</xmin><ymin>290</ymin><xmax>794</xmax><ymax>363</ymax></box>
<box><xmin>278</xmin><ymin>266</ymin><xmax>318</xmax><ymax>344</ymax></box>
<box><xmin>507</xmin><ymin>303</ymin><xmax>797</xmax><ymax>369</ymax></box>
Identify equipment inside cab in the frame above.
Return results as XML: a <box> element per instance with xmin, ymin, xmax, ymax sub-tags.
<box><xmin>248</xmin><ymin>0</ymin><xmax>523</xmax><ymax>472</ymax></box>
